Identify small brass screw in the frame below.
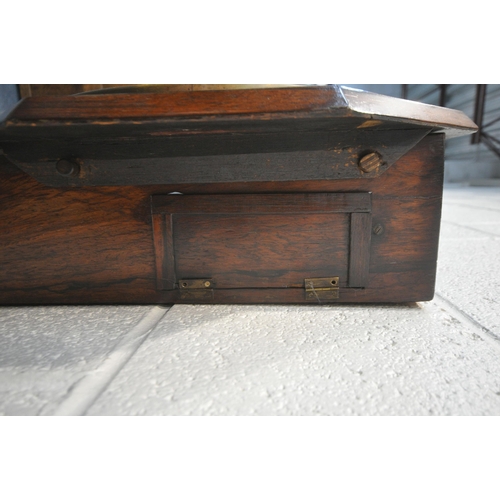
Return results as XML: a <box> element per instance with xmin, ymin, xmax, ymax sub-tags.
<box><xmin>359</xmin><ymin>152</ymin><xmax>383</xmax><ymax>173</ymax></box>
<box><xmin>204</xmin><ymin>281</ymin><xmax>211</xmax><ymax>288</ymax></box>
<box><xmin>373</xmin><ymin>224</ymin><xmax>384</xmax><ymax>235</ymax></box>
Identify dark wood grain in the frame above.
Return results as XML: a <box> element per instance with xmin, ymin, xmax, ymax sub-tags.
<box><xmin>173</xmin><ymin>212</ymin><xmax>350</xmax><ymax>289</ymax></box>
<box><xmin>152</xmin><ymin>193</ymin><xmax>371</xmax><ymax>215</ymax></box>
<box><xmin>152</xmin><ymin>213</ymin><xmax>173</xmax><ymax>290</ymax></box>
<box><xmin>0</xmin><ymin>131</ymin><xmax>446</xmax><ymax>304</ymax></box>
<box><xmin>349</xmin><ymin>213</ymin><xmax>372</xmax><ymax>287</ymax></box>
<box><xmin>158</xmin><ymin>269</ymin><xmax>437</xmax><ymax>304</ymax></box>
<box><xmin>7</xmin><ymin>131</ymin><xmax>429</xmax><ymax>187</ymax></box>
<box><xmin>3</xmin><ymin>92</ymin><xmax>436</xmax><ymax>190</ymax></box>
<box><xmin>6</xmin><ymin>85</ymin><xmax>476</xmax><ymax>138</ymax></box>
<box><xmin>152</xmin><ymin>193</ymin><xmax>371</xmax><ymax>293</ymax></box>
<box><xmin>1</xmin><ymin>84</ymin><xmax>474</xmax><ymax>191</ymax></box>
<box><xmin>9</xmin><ymin>86</ymin><xmax>347</xmax><ymax>122</ymax></box>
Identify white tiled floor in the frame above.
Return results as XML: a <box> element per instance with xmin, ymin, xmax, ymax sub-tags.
<box><xmin>1</xmin><ymin>186</ymin><xmax>500</xmax><ymax>416</ymax></box>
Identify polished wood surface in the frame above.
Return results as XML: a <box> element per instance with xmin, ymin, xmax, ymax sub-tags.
<box><xmin>0</xmin><ymin>85</ymin><xmax>475</xmax><ymax>190</ymax></box>
<box><xmin>6</xmin><ymin>85</ymin><xmax>476</xmax><ymax>134</ymax></box>
<box><xmin>1</xmin><ymin>85</ymin><xmax>474</xmax><ymax>304</ymax></box>
<box><xmin>0</xmin><ymin>135</ymin><xmax>445</xmax><ymax>304</ymax></box>
<box><xmin>8</xmin><ymin>86</ymin><xmax>345</xmax><ymax>121</ymax></box>
<box><xmin>151</xmin><ymin>193</ymin><xmax>371</xmax><ymax>293</ymax></box>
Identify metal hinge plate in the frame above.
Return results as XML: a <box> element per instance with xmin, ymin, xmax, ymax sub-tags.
<box><xmin>179</xmin><ymin>279</ymin><xmax>214</xmax><ymax>300</ymax></box>
<box><xmin>305</xmin><ymin>277</ymin><xmax>339</xmax><ymax>301</ymax></box>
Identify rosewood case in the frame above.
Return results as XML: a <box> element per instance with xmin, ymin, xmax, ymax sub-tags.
<box><xmin>0</xmin><ymin>85</ymin><xmax>477</xmax><ymax>304</ymax></box>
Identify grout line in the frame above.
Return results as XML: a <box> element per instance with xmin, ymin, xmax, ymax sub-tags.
<box><xmin>440</xmin><ymin>220</ymin><xmax>500</xmax><ymax>238</ymax></box>
<box><xmin>49</xmin><ymin>305</ymin><xmax>171</xmax><ymax>416</ymax></box>
<box><xmin>433</xmin><ymin>293</ymin><xmax>500</xmax><ymax>349</ymax></box>
<box><xmin>443</xmin><ymin>201</ymin><xmax>500</xmax><ymax>213</ymax></box>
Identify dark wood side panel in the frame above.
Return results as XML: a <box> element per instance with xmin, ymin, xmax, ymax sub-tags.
<box><xmin>0</xmin><ymin>178</ymin><xmax>157</xmax><ymax>303</ymax></box>
<box><xmin>369</xmin><ymin>196</ymin><xmax>443</xmax><ymax>274</ymax></box>
<box><xmin>0</xmin><ymin>135</ymin><xmax>444</xmax><ymax>304</ymax></box>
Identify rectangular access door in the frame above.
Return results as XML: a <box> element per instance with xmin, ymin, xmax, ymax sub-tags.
<box><xmin>151</xmin><ymin>193</ymin><xmax>372</xmax><ymax>303</ymax></box>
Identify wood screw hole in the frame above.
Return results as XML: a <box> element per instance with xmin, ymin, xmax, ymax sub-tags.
<box><xmin>55</xmin><ymin>159</ymin><xmax>80</xmax><ymax>177</ymax></box>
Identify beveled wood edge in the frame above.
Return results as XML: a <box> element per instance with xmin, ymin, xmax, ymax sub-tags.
<box><xmin>341</xmin><ymin>87</ymin><xmax>478</xmax><ymax>138</ymax></box>
<box><xmin>77</xmin><ymin>84</ymin><xmax>306</xmax><ymax>95</ymax></box>
<box><xmin>3</xmin><ymin>86</ymin><xmax>348</xmax><ymax>124</ymax></box>
<box><xmin>1</xmin><ymin>85</ymin><xmax>477</xmax><ymax>139</ymax></box>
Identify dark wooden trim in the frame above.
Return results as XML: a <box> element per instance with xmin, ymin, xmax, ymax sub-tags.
<box><xmin>163</xmin><ymin>214</ymin><xmax>176</xmax><ymax>290</ymax></box>
<box><xmin>152</xmin><ymin>193</ymin><xmax>371</xmax><ymax>215</ymax></box>
<box><xmin>152</xmin><ymin>213</ymin><xmax>166</xmax><ymax>289</ymax></box>
<box><xmin>5</xmin><ymin>129</ymin><xmax>429</xmax><ymax>187</ymax></box>
<box><xmin>349</xmin><ymin>212</ymin><xmax>372</xmax><ymax>287</ymax></box>
<box><xmin>157</xmin><ymin>269</ymin><xmax>436</xmax><ymax>304</ymax></box>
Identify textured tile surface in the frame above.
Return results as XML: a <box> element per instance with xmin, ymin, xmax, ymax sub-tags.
<box><xmin>0</xmin><ymin>306</ymin><xmax>151</xmax><ymax>415</ymax></box>
<box><xmin>88</xmin><ymin>302</ymin><xmax>500</xmax><ymax>416</ymax></box>
<box><xmin>441</xmin><ymin>204</ymin><xmax>500</xmax><ymax>237</ymax></box>
<box><xmin>437</xmin><ymin>187</ymin><xmax>500</xmax><ymax>338</ymax></box>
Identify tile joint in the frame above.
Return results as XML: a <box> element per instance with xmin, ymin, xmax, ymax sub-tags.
<box><xmin>47</xmin><ymin>305</ymin><xmax>171</xmax><ymax>416</ymax></box>
<box><xmin>433</xmin><ymin>293</ymin><xmax>500</xmax><ymax>349</ymax></box>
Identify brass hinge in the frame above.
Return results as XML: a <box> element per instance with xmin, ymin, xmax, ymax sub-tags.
<box><xmin>179</xmin><ymin>279</ymin><xmax>214</xmax><ymax>300</ymax></box>
<box><xmin>305</xmin><ymin>277</ymin><xmax>339</xmax><ymax>301</ymax></box>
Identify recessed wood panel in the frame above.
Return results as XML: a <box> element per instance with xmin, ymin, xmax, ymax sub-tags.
<box><xmin>152</xmin><ymin>192</ymin><xmax>372</xmax><ymax>301</ymax></box>
<box><xmin>173</xmin><ymin>212</ymin><xmax>350</xmax><ymax>289</ymax></box>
